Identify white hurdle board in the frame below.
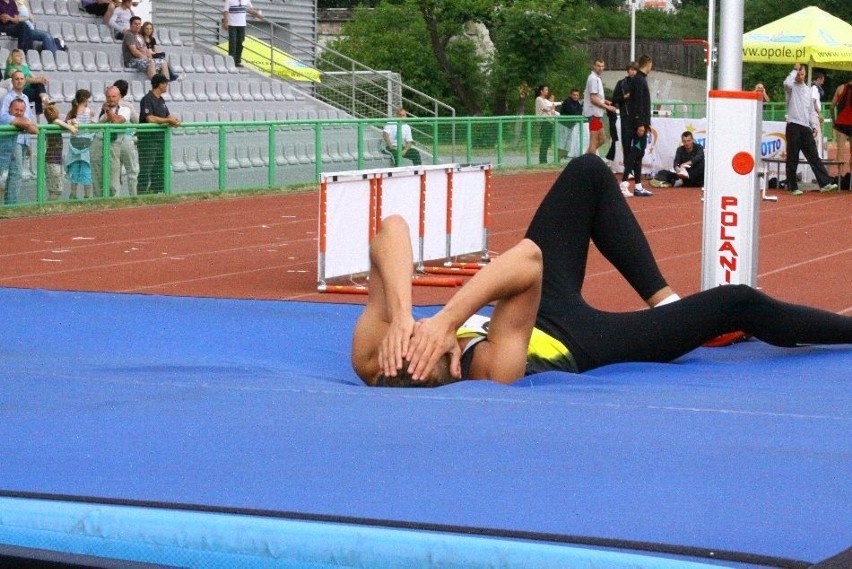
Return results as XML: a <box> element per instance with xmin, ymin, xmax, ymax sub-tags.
<box><xmin>318</xmin><ymin>164</ymin><xmax>491</xmax><ymax>290</ymax></box>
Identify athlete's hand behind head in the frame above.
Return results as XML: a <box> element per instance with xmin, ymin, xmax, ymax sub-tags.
<box><xmin>406</xmin><ymin>316</ymin><xmax>462</xmax><ymax>382</ymax></box>
<box><xmin>377</xmin><ymin>313</ymin><xmax>415</xmax><ymax>378</ymax></box>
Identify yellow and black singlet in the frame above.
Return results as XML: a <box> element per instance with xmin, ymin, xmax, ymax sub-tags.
<box><xmin>456</xmin><ymin>314</ymin><xmax>578</xmax><ymax>378</ymax></box>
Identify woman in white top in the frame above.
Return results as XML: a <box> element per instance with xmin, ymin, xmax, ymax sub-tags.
<box><xmin>535</xmin><ymin>84</ymin><xmax>560</xmax><ymax>164</ymax></box>
<box><xmin>109</xmin><ymin>0</ymin><xmax>135</xmax><ymax>40</ymax></box>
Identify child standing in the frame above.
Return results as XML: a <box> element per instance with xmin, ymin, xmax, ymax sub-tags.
<box><xmin>42</xmin><ymin>102</ymin><xmax>77</xmax><ymax>201</ymax></box>
<box><xmin>65</xmin><ymin>90</ymin><xmax>95</xmax><ymax>199</ymax></box>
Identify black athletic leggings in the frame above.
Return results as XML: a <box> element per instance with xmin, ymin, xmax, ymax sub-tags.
<box><xmin>525</xmin><ymin>154</ymin><xmax>852</xmax><ymax>372</ymax></box>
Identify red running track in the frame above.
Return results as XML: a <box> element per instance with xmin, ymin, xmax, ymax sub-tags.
<box><xmin>1</xmin><ymin>173</ymin><xmax>850</xmax><ymax>314</ymax></box>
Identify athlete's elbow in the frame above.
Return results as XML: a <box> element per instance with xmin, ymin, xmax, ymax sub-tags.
<box><xmin>518</xmin><ymin>238</ymin><xmax>543</xmax><ymax>272</ymax></box>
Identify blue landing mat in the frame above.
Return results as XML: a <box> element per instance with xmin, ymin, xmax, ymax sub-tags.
<box><xmin>1</xmin><ymin>288</ymin><xmax>850</xmax><ymax>564</ymax></box>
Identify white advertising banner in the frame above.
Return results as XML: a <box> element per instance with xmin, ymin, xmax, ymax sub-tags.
<box><xmin>610</xmin><ymin>117</ymin><xmax>815</xmax><ymax>183</ymax></box>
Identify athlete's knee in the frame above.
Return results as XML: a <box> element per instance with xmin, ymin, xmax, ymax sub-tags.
<box><xmin>379</xmin><ymin>214</ymin><xmax>409</xmax><ymax>235</ymax></box>
<box><xmin>717</xmin><ymin>284</ymin><xmax>763</xmax><ymax>307</ymax></box>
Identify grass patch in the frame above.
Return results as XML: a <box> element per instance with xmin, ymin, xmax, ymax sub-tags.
<box><xmin>0</xmin><ymin>184</ymin><xmax>319</xmax><ymax>220</ymax></box>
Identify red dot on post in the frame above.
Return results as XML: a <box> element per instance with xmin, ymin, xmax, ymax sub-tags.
<box><xmin>731</xmin><ymin>152</ymin><xmax>755</xmax><ymax>175</ymax></box>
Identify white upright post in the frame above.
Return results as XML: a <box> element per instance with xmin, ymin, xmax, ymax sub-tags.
<box><xmin>630</xmin><ymin>0</ymin><xmax>637</xmax><ymax>62</ymax></box>
<box><xmin>717</xmin><ymin>0</ymin><xmax>744</xmax><ymax>91</ymax></box>
<box><xmin>701</xmin><ymin>91</ymin><xmax>763</xmax><ymax>289</ymax></box>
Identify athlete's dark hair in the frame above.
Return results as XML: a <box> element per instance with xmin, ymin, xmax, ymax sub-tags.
<box><xmin>374</xmin><ymin>355</ymin><xmax>457</xmax><ymax>388</ymax></box>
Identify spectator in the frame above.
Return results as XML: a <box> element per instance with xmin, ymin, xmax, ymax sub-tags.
<box><xmin>558</xmin><ymin>88</ymin><xmax>583</xmax><ymax>159</ymax></box>
<box><xmin>829</xmin><ymin>79</ymin><xmax>852</xmax><ymax>181</ymax></box>
<box><xmin>4</xmin><ymin>49</ymin><xmax>50</xmax><ymax>117</ymax></box>
<box><xmin>223</xmin><ymin>0</ymin><xmax>263</xmax><ymax>68</ymax></box>
<box><xmin>0</xmin><ymin>97</ymin><xmax>36</xmax><ymax>204</ymax></box>
<box><xmin>582</xmin><ymin>58</ymin><xmax>616</xmax><ymax>157</ymax></box>
<box><xmin>15</xmin><ymin>0</ymin><xmax>60</xmax><ymax>54</ymax></box>
<box><xmin>560</xmin><ymin>88</ymin><xmax>583</xmax><ymax>117</ymax></box>
<box><xmin>43</xmin><ymin>102</ymin><xmax>78</xmax><ymax>201</ymax></box>
<box><xmin>108</xmin><ymin>0</ymin><xmax>134</xmax><ymax>40</ymax></box>
<box><xmin>80</xmin><ymin>0</ymin><xmax>114</xmax><ymax>26</ymax></box>
<box><xmin>0</xmin><ymin>0</ymin><xmax>34</xmax><ymax>53</ymax></box>
<box><xmin>811</xmin><ymin>71</ymin><xmax>825</xmax><ymax>124</ymax></box>
<box><xmin>754</xmin><ymin>83</ymin><xmax>770</xmax><ymax>103</ymax></box>
<box><xmin>140</xmin><ymin>21</ymin><xmax>178</xmax><ymax>81</ymax></box>
<box><xmin>113</xmin><ymin>79</ymin><xmax>139</xmax><ymax>123</ymax></box>
<box><xmin>611</xmin><ymin>61</ymin><xmax>637</xmax><ymax>196</ymax></box>
<box><xmin>140</xmin><ymin>21</ymin><xmax>159</xmax><ymax>55</ymax></box>
<box><xmin>65</xmin><ymin>89</ymin><xmax>96</xmax><ymax>199</ymax></box>
<box><xmin>783</xmin><ymin>63</ymin><xmax>837</xmax><ymax>195</ymax></box>
<box><xmin>0</xmin><ymin>98</ymin><xmax>38</xmax><ymax>205</ymax></box>
<box><xmin>99</xmin><ymin>85</ymin><xmax>138</xmax><ymax>196</ymax></box>
<box><xmin>650</xmin><ymin>131</ymin><xmax>705</xmax><ymax>188</ymax></box>
<box><xmin>621</xmin><ymin>54</ymin><xmax>653</xmax><ymax>197</ymax></box>
<box><xmin>382</xmin><ymin>107</ymin><xmax>421</xmax><ymax>167</ymax></box>
<box><xmin>138</xmin><ymin>73</ymin><xmax>180</xmax><ymax>194</ymax></box>
<box><xmin>122</xmin><ymin>16</ymin><xmax>174</xmax><ymax>81</ymax></box>
<box><xmin>534</xmin><ymin>84</ymin><xmax>559</xmax><ymax>164</ymax></box>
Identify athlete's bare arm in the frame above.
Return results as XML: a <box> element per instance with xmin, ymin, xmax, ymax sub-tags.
<box><xmin>351</xmin><ymin>215</ymin><xmax>418</xmax><ymax>385</ymax></box>
<box><xmin>405</xmin><ymin>238</ymin><xmax>543</xmax><ymax>384</ymax></box>
<box><xmin>352</xmin><ymin>215</ymin><xmax>543</xmax><ymax>386</ymax></box>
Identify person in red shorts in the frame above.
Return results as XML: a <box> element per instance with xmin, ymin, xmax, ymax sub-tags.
<box><xmin>583</xmin><ymin>58</ymin><xmax>617</xmax><ymax>157</ymax></box>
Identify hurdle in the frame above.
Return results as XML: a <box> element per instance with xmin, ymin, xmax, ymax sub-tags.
<box><xmin>317</xmin><ymin>163</ymin><xmax>492</xmax><ymax>293</ymax></box>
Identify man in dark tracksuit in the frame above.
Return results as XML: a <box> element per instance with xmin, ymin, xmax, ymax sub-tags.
<box><xmin>623</xmin><ymin>55</ymin><xmax>653</xmax><ymax>197</ymax></box>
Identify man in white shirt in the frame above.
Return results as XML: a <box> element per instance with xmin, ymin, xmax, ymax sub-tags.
<box><xmin>783</xmin><ymin>63</ymin><xmax>837</xmax><ymax>195</ymax></box>
<box><xmin>382</xmin><ymin>108</ymin><xmax>422</xmax><ymax>166</ymax></box>
<box><xmin>582</xmin><ymin>59</ymin><xmax>617</xmax><ymax>156</ymax></box>
<box><xmin>99</xmin><ymin>85</ymin><xmax>138</xmax><ymax>196</ymax></box>
<box><xmin>0</xmin><ymin>97</ymin><xmax>36</xmax><ymax>205</ymax></box>
<box><xmin>222</xmin><ymin>0</ymin><xmax>263</xmax><ymax>67</ymax></box>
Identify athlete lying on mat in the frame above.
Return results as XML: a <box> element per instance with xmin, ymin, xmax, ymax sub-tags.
<box><xmin>351</xmin><ymin>155</ymin><xmax>852</xmax><ymax>386</ymax></box>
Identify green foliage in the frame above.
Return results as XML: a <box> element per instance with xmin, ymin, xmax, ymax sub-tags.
<box><xmin>324</xmin><ymin>3</ymin><xmax>457</xmax><ymax>105</ymax></box>
<box><xmin>490</xmin><ymin>1</ymin><xmax>572</xmax><ymax>91</ymax></box>
<box><xmin>325</xmin><ymin>0</ymin><xmax>852</xmax><ymax>116</ymax></box>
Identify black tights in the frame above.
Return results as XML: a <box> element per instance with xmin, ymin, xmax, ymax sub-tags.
<box><xmin>525</xmin><ymin>154</ymin><xmax>851</xmax><ymax>372</ymax></box>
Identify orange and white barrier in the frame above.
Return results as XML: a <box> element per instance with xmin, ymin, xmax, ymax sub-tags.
<box><xmin>317</xmin><ymin>163</ymin><xmax>492</xmax><ymax>292</ymax></box>
<box><xmin>701</xmin><ymin>90</ymin><xmax>762</xmax><ymax>289</ymax></box>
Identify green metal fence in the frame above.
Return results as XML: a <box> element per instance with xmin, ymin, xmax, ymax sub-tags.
<box><xmin>0</xmin><ymin>103</ymin><xmax>840</xmax><ymax>208</ymax></box>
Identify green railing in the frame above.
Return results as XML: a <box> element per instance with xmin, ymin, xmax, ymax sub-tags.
<box><xmin>0</xmin><ymin>104</ymin><xmax>839</xmax><ymax>208</ymax></box>
<box><xmin>1</xmin><ymin>115</ymin><xmax>588</xmax><ymax>207</ymax></box>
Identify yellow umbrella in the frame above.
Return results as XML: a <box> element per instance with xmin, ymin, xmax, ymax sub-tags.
<box><xmin>215</xmin><ymin>37</ymin><xmax>322</xmax><ymax>83</ymax></box>
<box><xmin>742</xmin><ymin>6</ymin><xmax>852</xmax><ymax>72</ymax></box>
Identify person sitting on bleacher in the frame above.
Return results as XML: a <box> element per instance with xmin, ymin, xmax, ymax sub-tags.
<box><xmin>122</xmin><ymin>16</ymin><xmax>173</xmax><ymax>81</ymax></box>
<box><xmin>4</xmin><ymin>48</ymin><xmax>50</xmax><ymax>118</ymax></box>
<box><xmin>0</xmin><ymin>0</ymin><xmax>34</xmax><ymax>53</ymax></box>
<box><xmin>14</xmin><ymin>0</ymin><xmax>61</xmax><ymax>54</ymax></box>
<box><xmin>140</xmin><ymin>20</ymin><xmax>178</xmax><ymax>81</ymax></box>
<box><xmin>80</xmin><ymin>0</ymin><xmax>115</xmax><ymax>26</ymax></box>
<box><xmin>108</xmin><ymin>0</ymin><xmax>133</xmax><ymax>40</ymax></box>
<box><xmin>382</xmin><ymin>107</ymin><xmax>422</xmax><ymax>167</ymax></box>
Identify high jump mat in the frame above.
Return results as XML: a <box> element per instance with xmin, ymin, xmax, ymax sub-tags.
<box><xmin>1</xmin><ymin>287</ymin><xmax>850</xmax><ymax>568</ymax></box>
